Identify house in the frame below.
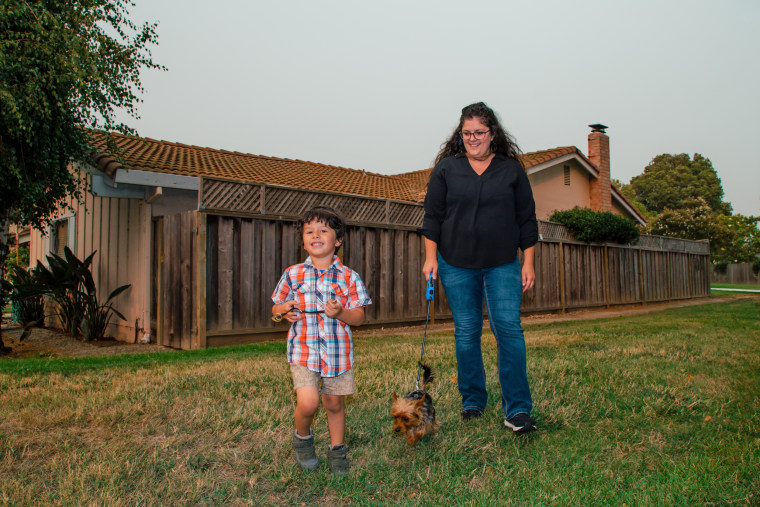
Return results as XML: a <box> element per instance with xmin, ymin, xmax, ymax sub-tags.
<box><xmin>397</xmin><ymin>124</ymin><xmax>646</xmax><ymax>226</ymax></box>
<box><xmin>26</xmin><ymin>125</ymin><xmax>664</xmax><ymax>347</ymax></box>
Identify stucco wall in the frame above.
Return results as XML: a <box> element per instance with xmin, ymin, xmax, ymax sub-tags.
<box><xmin>528</xmin><ymin>161</ymin><xmax>592</xmax><ymax>220</ymax></box>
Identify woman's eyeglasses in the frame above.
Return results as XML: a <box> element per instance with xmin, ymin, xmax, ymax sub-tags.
<box><xmin>460</xmin><ymin>130</ymin><xmax>490</xmax><ymax>140</ymax></box>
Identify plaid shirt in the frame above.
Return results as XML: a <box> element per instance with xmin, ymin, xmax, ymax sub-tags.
<box><xmin>272</xmin><ymin>255</ymin><xmax>372</xmax><ymax>376</ymax></box>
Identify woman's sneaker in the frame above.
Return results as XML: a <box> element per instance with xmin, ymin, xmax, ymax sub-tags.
<box><xmin>504</xmin><ymin>413</ymin><xmax>536</xmax><ymax>433</ymax></box>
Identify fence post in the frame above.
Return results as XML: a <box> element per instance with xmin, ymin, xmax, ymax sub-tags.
<box><xmin>638</xmin><ymin>248</ymin><xmax>645</xmax><ymax>306</ymax></box>
<box><xmin>196</xmin><ymin>211</ymin><xmax>207</xmax><ymax>350</ymax></box>
<box><xmin>603</xmin><ymin>244</ymin><xmax>610</xmax><ymax>308</ymax></box>
<box><xmin>156</xmin><ymin>217</ymin><xmax>164</xmax><ymax>346</ymax></box>
<box><xmin>558</xmin><ymin>242</ymin><xmax>566</xmax><ymax>313</ymax></box>
<box><xmin>666</xmin><ymin>251</ymin><xmax>672</xmax><ymax>301</ymax></box>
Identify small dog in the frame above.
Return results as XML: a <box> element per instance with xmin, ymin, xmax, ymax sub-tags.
<box><xmin>391</xmin><ymin>363</ymin><xmax>439</xmax><ymax>445</ymax></box>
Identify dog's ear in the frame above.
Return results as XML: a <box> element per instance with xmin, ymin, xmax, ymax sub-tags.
<box><xmin>392</xmin><ymin>392</ymin><xmax>399</xmax><ymax>401</ymax></box>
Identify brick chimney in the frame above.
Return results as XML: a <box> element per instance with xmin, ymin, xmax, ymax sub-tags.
<box><xmin>588</xmin><ymin>124</ymin><xmax>611</xmax><ymax>212</ymax></box>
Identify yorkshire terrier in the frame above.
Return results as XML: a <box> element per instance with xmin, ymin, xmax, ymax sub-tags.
<box><xmin>391</xmin><ymin>363</ymin><xmax>439</xmax><ymax>445</ymax></box>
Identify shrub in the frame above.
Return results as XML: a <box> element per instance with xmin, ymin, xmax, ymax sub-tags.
<box><xmin>549</xmin><ymin>207</ymin><xmax>640</xmax><ymax>244</ymax></box>
<box><xmin>3</xmin><ymin>264</ymin><xmax>44</xmax><ymax>326</ymax></box>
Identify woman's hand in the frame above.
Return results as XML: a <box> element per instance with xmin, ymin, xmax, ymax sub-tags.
<box><xmin>422</xmin><ymin>258</ymin><xmax>438</xmax><ymax>281</ymax></box>
<box><xmin>521</xmin><ymin>246</ymin><xmax>535</xmax><ymax>292</ymax></box>
<box><xmin>423</xmin><ymin>238</ymin><xmax>438</xmax><ymax>281</ymax></box>
<box><xmin>521</xmin><ymin>263</ymin><xmax>535</xmax><ymax>292</ymax></box>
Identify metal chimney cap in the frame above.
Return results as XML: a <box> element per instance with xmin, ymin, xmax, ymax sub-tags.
<box><xmin>589</xmin><ymin>124</ymin><xmax>608</xmax><ymax>133</ymax></box>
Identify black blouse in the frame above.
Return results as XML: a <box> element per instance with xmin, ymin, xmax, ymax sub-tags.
<box><xmin>418</xmin><ymin>153</ymin><xmax>538</xmax><ymax>269</ymax></box>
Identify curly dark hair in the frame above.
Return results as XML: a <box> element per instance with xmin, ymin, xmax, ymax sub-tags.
<box><xmin>298</xmin><ymin>205</ymin><xmax>346</xmax><ymax>245</ymax></box>
<box><xmin>434</xmin><ymin>102</ymin><xmax>523</xmax><ymax>168</ymax></box>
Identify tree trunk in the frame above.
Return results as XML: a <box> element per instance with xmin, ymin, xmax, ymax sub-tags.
<box><xmin>0</xmin><ymin>212</ymin><xmax>12</xmax><ymax>354</ymax></box>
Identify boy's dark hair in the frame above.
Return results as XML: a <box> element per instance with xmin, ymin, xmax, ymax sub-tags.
<box><xmin>299</xmin><ymin>206</ymin><xmax>346</xmax><ymax>245</ymax></box>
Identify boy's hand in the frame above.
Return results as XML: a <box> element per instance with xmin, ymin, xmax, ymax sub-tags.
<box><xmin>273</xmin><ymin>301</ymin><xmax>299</xmax><ymax>323</ymax></box>
<box><xmin>324</xmin><ymin>299</ymin><xmax>342</xmax><ymax>319</ymax></box>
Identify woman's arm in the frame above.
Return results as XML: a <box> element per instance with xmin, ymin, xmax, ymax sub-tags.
<box><xmin>521</xmin><ymin>246</ymin><xmax>535</xmax><ymax>292</ymax></box>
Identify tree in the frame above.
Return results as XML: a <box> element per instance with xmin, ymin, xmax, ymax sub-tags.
<box><xmin>645</xmin><ymin>198</ymin><xmax>760</xmax><ymax>265</ymax></box>
<box><xmin>0</xmin><ymin>0</ymin><xmax>163</xmax><ymax>353</ymax></box>
<box><xmin>628</xmin><ymin>154</ymin><xmax>732</xmax><ymax>215</ymax></box>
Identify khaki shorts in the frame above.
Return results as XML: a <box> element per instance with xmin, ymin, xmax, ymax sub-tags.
<box><xmin>290</xmin><ymin>363</ymin><xmax>355</xmax><ymax>396</ymax></box>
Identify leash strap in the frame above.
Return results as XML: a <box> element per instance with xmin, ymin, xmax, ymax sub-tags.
<box><xmin>416</xmin><ymin>276</ymin><xmax>435</xmax><ymax>389</ymax></box>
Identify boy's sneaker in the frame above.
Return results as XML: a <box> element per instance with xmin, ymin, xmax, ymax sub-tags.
<box><xmin>504</xmin><ymin>413</ymin><xmax>536</xmax><ymax>433</ymax></box>
<box><xmin>327</xmin><ymin>444</ymin><xmax>350</xmax><ymax>475</ymax></box>
<box><xmin>292</xmin><ymin>432</ymin><xmax>319</xmax><ymax>471</ymax></box>
<box><xmin>461</xmin><ymin>409</ymin><xmax>483</xmax><ymax>421</ymax></box>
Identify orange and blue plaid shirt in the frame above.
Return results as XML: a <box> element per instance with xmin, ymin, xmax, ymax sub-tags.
<box><xmin>272</xmin><ymin>255</ymin><xmax>371</xmax><ymax>377</ymax></box>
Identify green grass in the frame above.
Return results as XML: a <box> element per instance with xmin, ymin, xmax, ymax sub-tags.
<box><xmin>1</xmin><ymin>300</ymin><xmax>759</xmax><ymax>505</ymax></box>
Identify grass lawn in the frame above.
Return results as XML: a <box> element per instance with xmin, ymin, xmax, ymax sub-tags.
<box><xmin>1</xmin><ymin>300</ymin><xmax>759</xmax><ymax>505</ymax></box>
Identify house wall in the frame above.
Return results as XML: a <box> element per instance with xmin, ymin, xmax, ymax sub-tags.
<box><xmin>28</xmin><ymin>174</ymin><xmax>153</xmax><ymax>343</ymax></box>
<box><xmin>611</xmin><ymin>198</ymin><xmax>631</xmax><ymax>220</ymax></box>
<box><xmin>529</xmin><ymin>161</ymin><xmax>591</xmax><ymax>220</ymax></box>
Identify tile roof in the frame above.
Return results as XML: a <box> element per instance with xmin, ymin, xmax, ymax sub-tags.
<box><xmin>394</xmin><ymin>147</ymin><xmax>595</xmax><ymax>198</ymax></box>
<box><xmin>88</xmin><ymin>131</ymin><xmax>422</xmax><ymax>203</ymax></box>
<box><xmin>87</xmin><ymin>132</ymin><xmax>605</xmax><ymax>205</ymax></box>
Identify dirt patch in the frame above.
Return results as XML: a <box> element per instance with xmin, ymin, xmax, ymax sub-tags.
<box><xmin>0</xmin><ymin>325</ymin><xmax>171</xmax><ymax>359</ymax></box>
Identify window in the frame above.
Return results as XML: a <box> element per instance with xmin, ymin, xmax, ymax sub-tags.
<box><xmin>49</xmin><ymin>215</ymin><xmax>75</xmax><ymax>257</ymax></box>
<box><xmin>564</xmin><ymin>165</ymin><xmax>570</xmax><ymax>186</ymax></box>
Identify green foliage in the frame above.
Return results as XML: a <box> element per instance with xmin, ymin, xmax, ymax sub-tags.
<box><xmin>646</xmin><ymin>198</ymin><xmax>759</xmax><ymax>264</ymax></box>
<box><xmin>3</xmin><ymin>246</ymin><xmax>29</xmax><ymax>273</ymax></box>
<box><xmin>33</xmin><ymin>247</ymin><xmax>130</xmax><ymax>341</ymax></box>
<box><xmin>628</xmin><ymin>154</ymin><xmax>731</xmax><ymax>215</ymax></box>
<box><xmin>549</xmin><ymin>207</ymin><xmax>640</xmax><ymax>244</ymax></box>
<box><xmin>2</xmin><ymin>264</ymin><xmax>44</xmax><ymax>325</ymax></box>
<box><xmin>0</xmin><ymin>0</ymin><xmax>164</xmax><ymax>230</ymax></box>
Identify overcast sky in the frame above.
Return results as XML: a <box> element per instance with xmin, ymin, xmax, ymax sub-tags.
<box><xmin>119</xmin><ymin>0</ymin><xmax>759</xmax><ymax>216</ymax></box>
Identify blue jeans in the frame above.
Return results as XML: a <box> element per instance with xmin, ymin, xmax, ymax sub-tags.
<box><xmin>437</xmin><ymin>254</ymin><xmax>532</xmax><ymax>418</ymax></box>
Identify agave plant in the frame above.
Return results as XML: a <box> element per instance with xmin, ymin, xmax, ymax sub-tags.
<box><xmin>79</xmin><ymin>269</ymin><xmax>131</xmax><ymax>342</ymax></box>
<box><xmin>34</xmin><ymin>247</ymin><xmax>130</xmax><ymax>341</ymax></box>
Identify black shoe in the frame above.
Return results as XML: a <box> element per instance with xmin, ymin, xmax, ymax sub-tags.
<box><xmin>504</xmin><ymin>413</ymin><xmax>536</xmax><ymax>433</ymax></box>
<box><xmin>461</xmin><ymin>409</ymin><xmax>483</xmax><ymax>421</ymax></box>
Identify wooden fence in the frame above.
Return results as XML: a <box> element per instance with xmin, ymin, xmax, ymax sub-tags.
<box><xmin>156</xmin><ymin>209</ymin><xmax>711</xmax><ymax>349</ymax></box>
<box><xmin>711</xmin><ymin>263</ymin><xmax>760</xmax><ymax>285</ymax></box>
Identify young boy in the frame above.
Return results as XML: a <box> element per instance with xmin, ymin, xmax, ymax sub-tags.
<box><xmin>271</xmin><ymin>206</ymin><xmax>371</xmax><ymax>475</ymax></box>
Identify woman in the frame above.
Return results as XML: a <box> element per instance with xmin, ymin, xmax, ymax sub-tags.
<box><xmin>420</xmin><ymin>102</ymin><xmax>538</xmax><ymax>433</ymax></box>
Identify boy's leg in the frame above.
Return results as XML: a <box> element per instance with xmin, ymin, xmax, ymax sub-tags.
<box><xmin>321</xmin><ymin>370</ymin><xmax>354</xmax><ymax>475</ymax></box>
<box><xmin>290</xmin><ymin>364</ymin><xmax>321</xmax><ymax>471</ymax></box>
<box><xmin>321</xmin><ymin>394</ymin><xmax>345</xmax><ymax>447</ymax></box>
<box><xmin>295</xmin><ymin>386</ymin><xmax>320</xmax><ymax>437</ymax></box>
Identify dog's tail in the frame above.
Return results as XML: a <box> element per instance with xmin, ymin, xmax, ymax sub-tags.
<box><xmin>418</xmin><ymin>362</ymin><xmax>434</xmax><ymax>388</ymax></box>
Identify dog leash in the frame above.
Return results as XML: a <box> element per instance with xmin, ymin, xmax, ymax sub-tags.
<box><xmin>415</xmin><ymin>276</ymin><xmax>435</xmax><ymax>390</ymax></box>
<box><xmin>271</xmin><ymin>307</ymin><xmax>324</xmax><ymax>322</ymax></box>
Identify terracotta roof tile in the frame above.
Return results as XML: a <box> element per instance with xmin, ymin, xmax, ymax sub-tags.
<box><xmin>89</xmin><ymin>131</ymin><xmax>420</xmax><ymax>202</ymax></box>
<box><xmin>88</xmin><ymin>132</ymin><xmax>599</xmax><ymax>205</ymax></box>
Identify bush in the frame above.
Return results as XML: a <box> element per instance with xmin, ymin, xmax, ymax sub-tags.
<box><xmin>549</xmin><ymin>207</ymin><xmax>640</xmax><ymax>244</ymax></box>
<box><xmin>3</xmin><ymin>264</ymin><xmax>44</xmax><ymax>326</ymax></box>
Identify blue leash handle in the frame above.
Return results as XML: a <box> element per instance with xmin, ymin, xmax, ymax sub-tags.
<box><xmin>416</xmin><ymin>275</ymin><xmax>435</xmax><ymax>389</ymax></box>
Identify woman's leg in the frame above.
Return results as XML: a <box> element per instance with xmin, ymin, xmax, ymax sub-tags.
<box><xmin>437</xmin><ymin>253</ymin><xmax>488</xmax><ymax>413</ymax></box>
<box><xmin>483</xmin><ymin>258</ymin><xmax>533</xmax><ymax>419</ymax></box>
